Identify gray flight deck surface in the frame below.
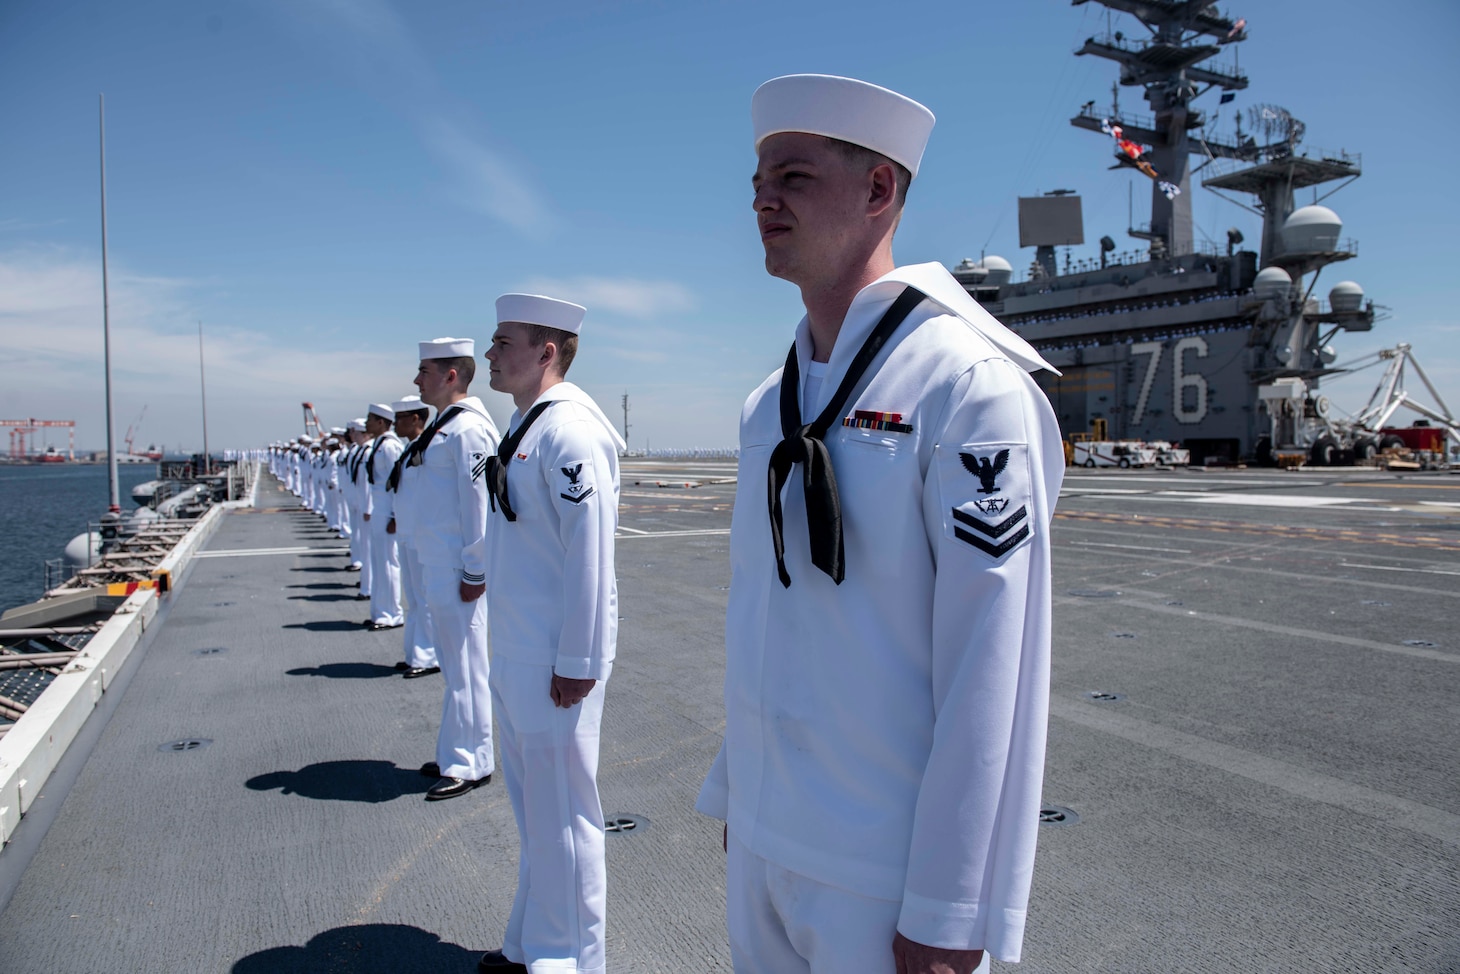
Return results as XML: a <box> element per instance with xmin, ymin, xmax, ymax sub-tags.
<box><xmin>1</xmin><ymin>462</ymin><xmax>1457</xmax><ymax>973</ymax></box>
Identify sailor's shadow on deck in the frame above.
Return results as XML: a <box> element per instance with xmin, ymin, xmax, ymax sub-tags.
<box><xmin>287</xmin><ymin>581</ymin><xmax>355</xmax><ymax>590</ymax></box>
<box><xmin>232</xmin><ymin>923</ymin><xmax>479</xmax><ymax>973</ymax></box>
<box><xmin>246</xmin><ymin>760</ymin><xmax>432</xmax><ymax>803</ymax></box>
<box><xmin>282</xmin><ymin>619</ymin><xmax>365</xmax><ymax>631</ymax></box>
<box><xmin>287</xmin><ymin>592</ymin><xmax>357</xmax><ymax>603</ymax></box>
<box><xmin>286</xmin><ymin>662</ymin><xmax>398</xmax><ymax>678</ymax></box>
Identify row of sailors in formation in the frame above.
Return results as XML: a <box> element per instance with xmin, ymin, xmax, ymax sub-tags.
<box><xmin>242</xmin><ymin>71</ymin><xmax>1065</xmax><ymax>974</ymax></box>
<box><xmin>265</xmin><ymin>293</ymin><xmax>626</xmax><ymax>974</ymax></box>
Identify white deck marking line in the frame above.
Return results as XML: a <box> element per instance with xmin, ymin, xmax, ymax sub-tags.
<box><xmin>1339</xmin><ymin>562</ymin><xmax>1460</xmax><ymax>577</ymax></box>
<box><xmin>1063</xmin><ymin>476</ymin><xmax>1319</xmax><ymax>488</ymax></box>
<box><xmin>615</xmin><ymin>528</ymin><xmax>731</xmax><ymax>539</ymax></box>
<box><xmin>1109</xmin><ymin>598</ymin><xmax>1460</xmax><ymax>665</ymax></box>
<box><xmin>1061</xmin><ymin>487</ymin><xmax>1149</xmax><ymax>495</ymax></box>
<box><xmin>1050</xmin><ymin>697</ymin><xmax>1460</xmax><ymax>847</ymax></box>
<box><xmin>616</xmin><ymin>525</ymin><xmax>649</xmax><ymax>535</ymax></box>
<box><xmin>1161</xmin><ymin>491</ymin><xmax>1382</xmax><ymax>507</ymax></box>
<box><xmin>621</xmin><ymin>490</ymin><xmax>708</xmax><ymax>499</ymax></box>
<box><xmin>1074</xmin><ymin>491</ymin><xmax>1400</xmax><ymax>511</ymax></box>
<box><xmin>1068</xmin><ymin>541</ymin><xmax>1193</xmax><ymax>553</ymax></box>
<box><xmin>195</xmin><ymin>546</ymin><xmax>350</xmax><ymax>559</ymax></box>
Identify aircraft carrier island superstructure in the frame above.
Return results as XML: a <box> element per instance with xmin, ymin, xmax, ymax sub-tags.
<box><xmin>955</xmin><ymin>0</ymin><xmax>1380</xmax><ymax>466</ymax></box>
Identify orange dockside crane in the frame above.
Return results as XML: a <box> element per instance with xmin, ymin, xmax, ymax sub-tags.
<box><xmin>0</xmin><ymin>418</ymin><xmax>76</xmax><ymax>460</ymax></box>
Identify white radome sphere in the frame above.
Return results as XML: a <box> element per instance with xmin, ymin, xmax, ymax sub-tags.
<box><xmin>1329</xmin><ymin>280</ymin><xmax>1364</xmax><ymax>312</ymax></box>
<box><xmin>1281</xmin><ymin>205</ymin><xmax>1343</xmax><ymax>253</ymax></box>
<box><xmin>979</xmin><ymin>255</ymin><xmax>1013</xmax><ymax>286</ymax></box>
<box><xmin>63</xmin><ymin>531</ymin><xmax>101</xmax><ymax>569</ymax></box>
<box><xmin>1253</xmin><ymin>266</ymin><xmax>1293</xmax><ymax>301</ymax></box>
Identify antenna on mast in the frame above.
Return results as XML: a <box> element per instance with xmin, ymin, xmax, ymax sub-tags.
<box><xmin>1070</xmin><ymin>1</ymin><xmax>1249</xmax><ymax>257</ymax></box>
<box><xmin>621</xmin><ymin>392</ymin><xmax>631</xmax><ymax>449</ymax></box>
<box><xmin>198</xmin><ymin>321</ymin><xmax>210</xmax><ymax>475</ymax></box>
<box><xmin>99</xmin><ymin>94</ymin><xmax>120</xmax><ymax>512</ymax></box>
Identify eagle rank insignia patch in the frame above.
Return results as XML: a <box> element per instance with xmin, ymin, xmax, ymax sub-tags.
<box><xmin>559</xmin><ymin>460</ymin><xmax>596</xmax><ymax>504</ymax></box>
<box><xmin>938</xmin><ymin>442</ymin><xmax>1034</xmax><ymax>561</ymax></box>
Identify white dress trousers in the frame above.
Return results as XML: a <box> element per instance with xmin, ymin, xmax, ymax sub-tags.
<box><xmin>347</xmin><ymin>493</ymin><xmax>365</xmax><ymax>570</ymax></box>
<box><xmin>355</xmin><ymin>476</ymin><xmax>373</xmax><ymax>597</ymax></box>
<box><xmin>398</xmin><ymin>541</ymin><xmax>437</xmax><ymax>669</ymax></box>
<box><xmin>727</xmin><ymin>832</ymin><xmax>990</xmax><ymax>974</ymax></box>
<box><xmin>491</xmin><ymin>659</ymin><xmax>607</xmax><ymax>974</ymax></box>
<box><xmin>368</xmin><ymin>512</ymin><xmax>403</xmax><ymax>626</ymax></box>
<box><xmin>421</xmin><ymin>562</ymin><xmax>493</xmax><ymax>780</ymax></box>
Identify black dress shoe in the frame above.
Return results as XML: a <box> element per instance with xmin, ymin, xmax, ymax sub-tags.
<box><xmin>368</xmin><ymin>621</ymin><xmax>403</xmax><ymax>631</ymax></box>
<box><xmin>355</xmin><ymin>593</ymin><xmax>370</xmax><ymax>601</ymax></box>
<box><xmin>425</xmin><ymin>775</ymin><xmax>490</xmax><ymax>801</ymax></box>
<box><xmin>394</xmin><ymin>661</ymin><xmax>410</xmax><ymax>671</ymax></box>
<box><xmin>402</xmin><ymin>665</ymin><xmax>440</xmax><ymax>679</ymax></box>
<box><xmin>419</xmin><ymin>761</ymin><xmax>439</xmax><ymax>778</ymax></box>
<box><xmin>477</xmin><ymin>950</ymin><xmax>528</xmax><ymax>973</ymax></box>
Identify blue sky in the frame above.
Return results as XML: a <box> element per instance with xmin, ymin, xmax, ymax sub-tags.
<box><xmin>2</xmin><ymin>0</ymin><xmax>1456</xmax><ymax>451</ymax></box>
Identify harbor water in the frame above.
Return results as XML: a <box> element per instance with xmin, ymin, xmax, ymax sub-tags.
<box><xmin>0</xmin><ymin>464</ymin><xmax>158</xmax><ymax>615</ymax></box>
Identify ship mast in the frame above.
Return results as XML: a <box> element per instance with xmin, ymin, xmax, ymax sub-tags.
<box><xmin>99</xmin><ymin>94</ymin><xmax>120</xmax><ymax>512</ymax></box>
<box><xmin>1069</xmin><ymin>0</ymin><xmax>1249</xmax><ymax>257</ymax></box>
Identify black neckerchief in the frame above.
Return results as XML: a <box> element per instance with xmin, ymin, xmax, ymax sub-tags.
<box><xmin>365</xmin><ymin>432</ymin><xmax>397</xmax><ymax>486</ymax></box>
<box><xmin>485</xmin><ymin>401</ymin><xmax>555</xmax><ymax>522</ymax></box>
<box><xmin>384</xmin><ymin>439</ymin><xmax>412</xmax><ymax>493</ymax></box>
<box><xmin>767</xmin><ymin>286</ymin><xmax>924</xmax><ymax>587</ymax></box>
<box><xmin>385</xmin><ymin>405</ymin><xmax>464</xmax><ymax>492</ymax></box>
<box><xmin>348</xmin><ymin>444</ymin><xmax>366</xmax><ymax>484</ymax></box>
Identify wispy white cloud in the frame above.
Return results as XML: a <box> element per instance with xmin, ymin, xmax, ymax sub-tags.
<box><xmin>0</xmin><ymin>217</ymin><xmax>67</xmax><ymax>234</ymax></box>
<box><xmin>519</xmin><ymin>276</ymin><xmax>697</xmax><ymax>319</ymax></box>
<box><xmin>273</xmin><ymin>0</ymin><xmax>552</xmax><ymax>236</ymax></box>
<box><xmin>424</xmin><ymin>119</ymin><xmax>553</xmax><ymax>237</ymax></box>
<box><xmin>0</xmin><ymin>248</ymin><xmax>409</xmax><ymax>449</ymax></box>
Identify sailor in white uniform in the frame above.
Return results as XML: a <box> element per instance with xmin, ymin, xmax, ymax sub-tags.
<box><xmin>293</xmin><ymin>439</ymin><xmax>310</xmax><ymax>498</ymax></box>
<box><xmin>343</xmin><ymin>420</ymin><xmax>368</xmax><ymax>573</ymax></box>
<box><xmin>287</xmin><ymin>440</ymin><xmax>304</xmax><ymax>496</ymax></box>
<box><xmin>410</xmin><ymin>338</ymin><xmax>501</xmax><ymax>801</ymax></box>
<box><xmin>476</xmin><ymin>294</ymin><xmax>623</xmax><ymax>974</ymax></box>
<box><xmin>336</xmin><ymin>427</ymin><xmax>356</xmax><ymax>543</ymax></box>
<box><xmin>363</xmin><ymin>403</ymin><xmax>405</xmax><ymax>630</ymax></box>
<box><xmin>308</xmin><ymin>444</ymin><xmax>326</xmax><ymax>515</ymax></box>
<box><xmin>348</xmin><ymin>419</ymin><xmax>373</xmax><ymax>595</ymax></box>
<box><xmin>696</xmin><ymin>75</ymin><xmax>1063</xmax><ymax>974</ymax></box>
<box><xmin>385</xmin><ymin>395</ymin><xmax>440</xmax><ymax>677</ymax></box>
<box><xmin>323</xmin><ymin>436</ymin><xmax>343</xmax><ymax>531</ymax></box>
<box><xmin>299</xmin><ymin>443</ymin><xmax>312</xmax><ymax>506</ymax></box>
<box><xmin>327</xmin><ymin>428</ymin><xmax>350</xmax><ymax>536</ymax></box>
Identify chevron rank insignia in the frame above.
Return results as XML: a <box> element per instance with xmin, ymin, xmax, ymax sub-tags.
<box><xmin>559</xmin><ymin>460</ymin><xmax>595</xmax><ymax>504</ymax></box>
<box><xmin>940</xmin><ymin>442</ymin><xmax>1034</xmax><ymax>561</ymax></box>
<box><xmin>470</xmin><ymin>452</ymin><xmax>487</xmax><ymax>482</ymax></box>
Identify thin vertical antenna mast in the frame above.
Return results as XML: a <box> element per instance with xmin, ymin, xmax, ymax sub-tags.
<box><xmin>621</xmin><ymin>392</ymin><xmax>630</xmax><ymax>448</ymax></box>
<box><xmin>198</xmin><ymin>321</ymin><xmax>210</xmax><ymax>475</ymax></box>
<box><xmin>99</xmin><ymin>94</ymin><xmax>120</xmax><ymax>512</ymax></box>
